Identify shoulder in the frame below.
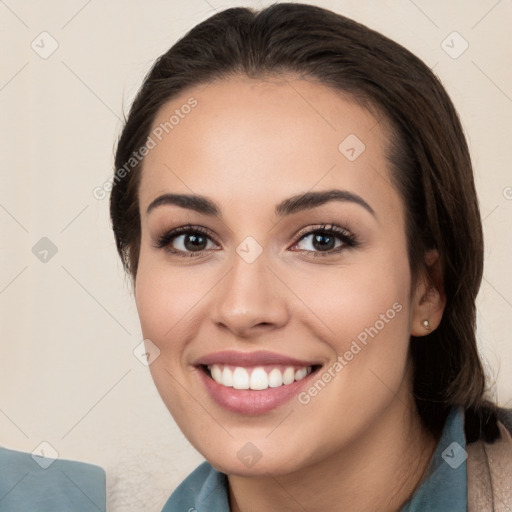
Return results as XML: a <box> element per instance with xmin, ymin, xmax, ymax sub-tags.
<box><xmin>161</xmin><ymin>461</ymin><xmax>230</xmax><ymax>512</ymax></box>
<box><xmin>466</xmin><ymin>407</ymin><xmax>512</xmax><ymax>511</ymax></box>
<box><xmin>0</xmin><ymin>445</ymin><xmax>106</xmax><ymax>511</ymax></box>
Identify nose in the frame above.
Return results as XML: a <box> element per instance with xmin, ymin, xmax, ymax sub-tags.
<box><xmin>210</xmin><ymin>249</ymin><xmax>290</xmax><ymax>338</ymax></box>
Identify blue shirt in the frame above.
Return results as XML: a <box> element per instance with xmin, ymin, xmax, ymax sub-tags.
<box><xmin>0</xmin><ymin>446</ymin><xmax>106</xmax><ymax>511</ymax></box>
<box><xmin>162</xmin><ymin>407</ymin><xmax>467</xmax><ymax>511</ymax></box>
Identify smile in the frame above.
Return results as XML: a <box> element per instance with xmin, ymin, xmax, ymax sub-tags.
<box><xmin>195</xmin><ymin>350</ymin><xmax>323</xmax><ymax>414</ymax></box>
<box><xmin>206</xmin><ymin>364</ymin><xmax>313</xmax><ymax>390</ymax></box>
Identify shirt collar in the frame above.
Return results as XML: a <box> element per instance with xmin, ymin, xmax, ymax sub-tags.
<box><xmin>399</xmin><ymin>406</ymin><xmax>467</xmax><ymax>511</ymax></box>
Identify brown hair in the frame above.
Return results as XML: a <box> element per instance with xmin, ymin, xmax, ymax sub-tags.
<box><xmin>110</xmin><ymin>3</ymin><xmax>499</xmax><ymax>442</ymax></box>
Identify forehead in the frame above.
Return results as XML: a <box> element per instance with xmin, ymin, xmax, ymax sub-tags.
<box><xmin>138</xmin><ymin>75</ymin><xmax>401</xmax><ymax>222</ymax></box>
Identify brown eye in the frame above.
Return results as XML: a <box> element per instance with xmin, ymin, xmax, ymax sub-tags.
<box><xmin>175</xmin><ymin>232</ymin><xmax>209</xmax><ymax>252</ymax></box>
<box><xmin>296</xmin><ymin>232</ymin><xmax>340</xmax><ymax>251</ymax></box>
<box><xmin>154</xmin><ymin>225</ymin><xmax>219</xmax><ymax>257</ymax></box>
<box><xmin>290</xmin><ymin>224</ymin><xmax>359</xmax><ymax>256</ymax></box>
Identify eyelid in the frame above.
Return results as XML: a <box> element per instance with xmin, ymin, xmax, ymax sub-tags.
<box><xmin>289</xmin><ymin>223</ymin><xmax>358</xmax><ymax>255</ymax></box>
<box><xmin>153</xmin><ymin>224</ymin><xmax>220</xmax><ymax>252</ymax></box>
<box><xmin>154</xmin><ymin>223</ymin><xmax>358</xmax><ymax>257</ymax></box>
<box><xmin>292</xmin><ymin>223</ymin><xmax>353</xmax><ymax>243</ymax></box>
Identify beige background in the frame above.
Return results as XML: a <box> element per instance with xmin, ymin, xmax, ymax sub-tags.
<box><xmin>1</xmin><ymin>1</ymin><xmax>511</xmax><ymax>510</ymax></box>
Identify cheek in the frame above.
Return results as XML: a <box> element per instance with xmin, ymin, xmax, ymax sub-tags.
<box><xmin>283</xmin><ymin>260</ymin><xmax>412</xmax><ymax>439</ymax></box>
<box><xmin>286</xmin><ymin>252</ymin><xmax>411</xmax><ymax>340</ymax></box>
<box><xmin>134</xmin><ymin>255</ymin><xmax>205</xmax><ymax>419</ymax></box>
<box><xmin>134</xmin><ymin>252</ymin><xmax>208</xmax><ymax>345</ymax></box>
<box><xmin>284</xmin><ymin>249</ymin><xmax>413</xmax><ymax>405</ymax></box>
<box><xmin>135</xmin><ymin>268</ymin><xmax>173</xmax><ymax>343</ymax></box>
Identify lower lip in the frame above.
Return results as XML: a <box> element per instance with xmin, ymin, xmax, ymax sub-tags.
<box><xmin>197</xmin><ymin>367</ymin><xmax>318</xmax><ymax>414</ymax></box>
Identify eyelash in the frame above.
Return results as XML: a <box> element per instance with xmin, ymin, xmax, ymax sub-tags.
<box><xmin>153</xmin><ymin>223</ymin><xmax>359</xmax><ymax>259</ymax></box>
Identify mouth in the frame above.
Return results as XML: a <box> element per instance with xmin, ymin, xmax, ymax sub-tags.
<box><xmin>194</xmin><ymin>354</ymin><xmax>323</xmax><ymax>414</ymax></box>
<box><xmin>199</xmin><ymin>363</ymin><xmax>321</xmax><ymax>390</ymax></box>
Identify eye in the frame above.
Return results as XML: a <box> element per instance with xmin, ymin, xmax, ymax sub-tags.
<box><xmin>290</xmin><ymin>224</ymin><xmax>358</xmax><ymax>256</ymax></box>
<box><xmin>153</xmin><ymin>225</ymin><xmax>219</xmax><ymax>257</ymax></box>
<box><xmin>154</xmin><ymin>223</ymin><xmax>358</xmax><ymax>258</ymax></box>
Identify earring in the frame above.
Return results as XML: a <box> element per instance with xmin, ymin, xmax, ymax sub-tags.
<box><xmin>422</xmin><ymin>319</ymin><xmax>431</xmax><ymax>330</ymax></box>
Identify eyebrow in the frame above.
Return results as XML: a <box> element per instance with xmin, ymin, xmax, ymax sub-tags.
<box><xmin>145</xmin><ymin>189</ymin><xmax>375</xmax><ymax>218</ymax></box>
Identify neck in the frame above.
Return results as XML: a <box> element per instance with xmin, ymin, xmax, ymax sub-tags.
<box><xmin>228</xmin><ymin>393</ymin><xmax>438</xmax><ymax>512</ymax></box>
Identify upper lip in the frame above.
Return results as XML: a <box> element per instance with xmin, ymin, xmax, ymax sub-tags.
<box><xmin>195</xmin><ymin>350</ymin><xmax>320</xmax><ymax>367</ymax></box>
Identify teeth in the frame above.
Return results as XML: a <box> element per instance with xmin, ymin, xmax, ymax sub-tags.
<box><xmin>250</xmin><ymin>367</ymin><xmax>268</xmax><ymax>390</ymax></box>
<box><xmin>268</xmin><ymin>368</ymin><xmax>283</xmax><ymax>388</ymax></box>
<box><xmin>211</xmin><ymin>364</ymin><xmax>222</xmax><ymax>383</ymax></box>
<box><xmin>282</xmin><ymin>367</ymin><xmax>295</xmax><ymax>385</ymax></box>
<box><xmin>209</xmin><ymin>364</ymin><xmax>312</xmax><ymax>390</ymax></box>
<box><xmin>222</xmin><ymin>367</ymin><xmax>233</xmax><ymax>387</ymax></box>
<box><xmin>232</xmin><ymin>367</ymin><xmax>250</xmax><ymax>389</ymax></box>
<box><xmin>295</xmin><ymin>367</ymin><xmax>308</xmax><ymax>381</ymax></box>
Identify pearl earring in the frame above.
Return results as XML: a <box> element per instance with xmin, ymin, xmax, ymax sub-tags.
<box><xmin>422</xmin><ymin>319</ymin><xmax>430</xmax><ymax>330</ymax></box>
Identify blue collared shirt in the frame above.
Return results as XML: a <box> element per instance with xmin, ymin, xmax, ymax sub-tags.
<box><xmin>162</xmin><ymin>407</ymin><xmax>467</xmax><ymax>511</ymax></box>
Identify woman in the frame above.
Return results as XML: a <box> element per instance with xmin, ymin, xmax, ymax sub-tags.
<box><xmin>110</xmin><ymin>4</ymin><xmax>512</xmax><ymax>511</ymax></box>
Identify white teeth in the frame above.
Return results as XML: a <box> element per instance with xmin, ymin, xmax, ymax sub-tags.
<box><xmin>209</xmin><ymin>364</ymin><xmax>312</xmax><ymax>390</ymax></box>
<box><xmin>282</xmin><ymin>367</ymin><xmax>295</xmax><ymax>385</ymax></box>
<box><xmin>211</xmin><ymin>364</ymin><xmax>222</xmax><ymax>383</ymax></box>
<box><xmin>295</xmin><ymin>367</ymin><xmax>308</xmax><ymax>381</ymax></box>
<box><xmin>232</xmin><ymin>367</ymin><xmax>250</xmax><ymax>389</ymax></box>
<box><xmin>249</xmin><ymin>367</ymin><xmax>268</xmax><ymax>390</ymax></box>
<box><xmin>222</xmin><ymin>367</ymin><xmax>233</xmax><ymax>387</ymax></box>
<box><xmin>268</xmin><ymin>368</ymin><xmax>283</xmax><ymax>388</ymax></box>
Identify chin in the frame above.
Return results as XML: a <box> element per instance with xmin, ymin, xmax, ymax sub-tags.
<box><xmin>208</xmin><ymin>453</ymin><xmax>305</xmax><ymax>478</ymax></box>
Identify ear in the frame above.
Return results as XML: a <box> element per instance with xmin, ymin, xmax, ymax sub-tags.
<box><xmin>410</xmin><ymin>249</ymin><xmax>446</xmax><ymax>337</ymax></box>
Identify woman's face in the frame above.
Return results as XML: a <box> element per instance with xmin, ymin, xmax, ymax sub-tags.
<box><xmin>135</xmin><ymin>75</ymin><xmax>429</xmax><ymax>476</ymax></box>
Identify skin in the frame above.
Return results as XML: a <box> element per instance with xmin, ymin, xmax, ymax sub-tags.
<box><xmin>134</xmin><ymin>75</ymin><xmax>446</xmax><ymax>511</ymax></box>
